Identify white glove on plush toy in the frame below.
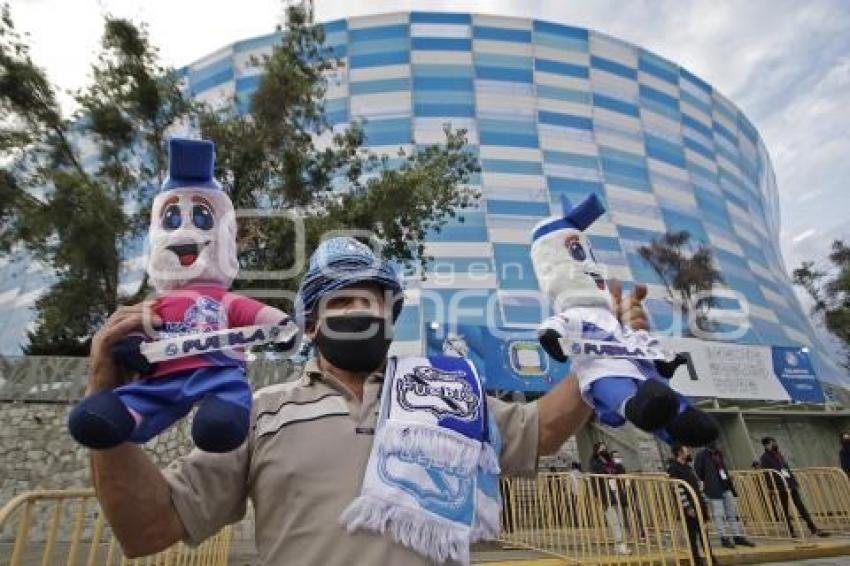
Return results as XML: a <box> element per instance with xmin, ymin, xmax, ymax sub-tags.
<box><xmin>530</xmin><ymin>194</ymin><xmax>717</xmax><ymax>446</ymax></box>
<box><xmin>69</xmin><ymin>138</ymin><xmax>298</xmax><ymax>453</ymax></box>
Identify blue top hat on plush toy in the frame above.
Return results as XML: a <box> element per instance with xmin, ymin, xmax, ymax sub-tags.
<box><xmin>531</xmin><ymin>194</ymin><xmax>606</xmax><ymax>242</ymax></box>
<box><xmin>161</xmin><ymin>138</ymin><xmax>222</xmax><ymax>191</ymax></box>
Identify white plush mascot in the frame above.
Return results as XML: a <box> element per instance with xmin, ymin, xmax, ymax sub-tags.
<box><xmin>69</xmin><ymin>138</ymin><xmax>297</xmax><ymax>452</ymax></box>
<box><xmin>531</xmin><ymin>194</ymin><xmax>718</xmax><ymax>446</ymax></box>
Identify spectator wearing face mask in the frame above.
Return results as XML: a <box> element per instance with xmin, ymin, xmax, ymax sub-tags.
<box><xmin>610</xmin><ymin>450</ymin><xmax>626</xmax><ymax>473</ymax></box>
<box><xmin>565</xmin><ymin>461</ymin><xmax>583</xmax><ymax>526</ymax></box>
<box><xmin>667</xmin><ymin>444</ymin><xmax>712</xmax><ymax>566</ymax></box>
<box><xmin>589</xmin><ymin>442</ymin><xmax>631</xmax><ymax>555</ymax></box>
<box><xmin>694</xmin><ymin>442</ymin><xmax>755</xmax><ymax>549</ymax></box>
<box><xmin>840</xmin><ymin>432</ymin><xmax>850</xmax><ymax>477</ymax></box>
<box><xmin>760</xmin><ymin>436</ymin><xmax>829</xmax><ymax>538</ymax></box>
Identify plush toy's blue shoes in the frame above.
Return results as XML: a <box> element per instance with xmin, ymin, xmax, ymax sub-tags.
<box><xmin>68</xmin><ymin>390</ymin><xmax>135</xmax><ymax>449</ymax></box>
<box><xmin>624</xmin><ymin>379</ymin><xmax>680</xmax><ymax>431</ymax></box>
<box><xmin>666</xmin><ymin>407</ymin><xmax>720</xmax><ymax>446</ymax></box>
<box><xmin>191</xmin><ymin>396</ymin><xmax>250</xmax><ymax>453</ymax></box>
<box><xmin>622</xmin><ymin>379</ymin><xmax>719</xmax><ymax>446</ymax></box>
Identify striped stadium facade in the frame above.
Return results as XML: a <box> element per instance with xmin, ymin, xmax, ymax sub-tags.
<box><xmin>0</xmin><ymin>11</ymin><xmax>844</xmax><ymax>390</ymax></box>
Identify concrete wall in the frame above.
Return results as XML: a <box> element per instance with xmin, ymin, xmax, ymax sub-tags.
<box><xmin>1</xmin><ymin>401</ymin><xmax>193</xmax><ymax>505</ymax></box>
<box><xmin>562</xmin><ymin>409</ymin><xmax>850</xmax><ymax>473</ymax></box>
<box><xmin>740</xmin><ymin>412</ymin><xmax>850</xmax><ymax>468</ymax></box>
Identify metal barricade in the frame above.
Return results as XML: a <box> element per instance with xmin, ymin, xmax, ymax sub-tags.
<box><xmin>0</xmin><ymin>489</ymin><xmax>232</xmax><ymax>566</ymax></box>
<box><xmin>499</xmin><ymin>472</ymin><xmax>712</xmax><ymax>565</ymax></box>
<box><xmin>794</xmin><ymin>467</ymin><xmax>850</xmax><ymax>534</ymax></box>
<box><xmin>729</xmin><ymin>469</ymin><xmax>801</xmax><ymax>539</ymax></box>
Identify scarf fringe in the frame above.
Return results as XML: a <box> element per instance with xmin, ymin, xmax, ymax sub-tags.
<box><xmin>478</xmin><ymin>442</ymin><xmax>500</xmax><ymax>475</ymax></box>
<box><xmin>380</xmin><ymin>420</ymin><xmax>481</xmax><ymax>474</ymax></box>
<box><xmin>340</xmin><ymin>494</ymin><xmax>470</xmax><ymax>565</ymax></box>
<box><xmin>470</xmin><ymin>487</ymin><xmax>502</xmax><ymax>542</ymax></box>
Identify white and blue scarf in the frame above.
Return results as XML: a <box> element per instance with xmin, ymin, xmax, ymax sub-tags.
<box><xmin>340</xmin><ymin>355</ymin><xmax>502</xmax><ymax>564</ymax></box>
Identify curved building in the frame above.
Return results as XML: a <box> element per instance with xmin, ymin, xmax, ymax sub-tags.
<box><xmin>0</xmin><ymin>12</ymin><xmax>845</xmax><ymax>397</ymax></box>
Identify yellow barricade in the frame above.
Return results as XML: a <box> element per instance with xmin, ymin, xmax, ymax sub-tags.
<box><xmin>794</xmin><ymin>467</ymin><xmax>850</xmax><ymax>534</ymax></box>
<box><xmin>0</xmin><ymin>489</ymin><xmax>232</xmax><ymax>566</ymax></box>
<box><xmin>499</xmin><ymin>472</ymin><xmax>712</xmax><ymax>565</ymax></box>
<box><xmin>729</xmin><ymin>469</ymin><xmax>802</xmax><ymax>539</ymax></box>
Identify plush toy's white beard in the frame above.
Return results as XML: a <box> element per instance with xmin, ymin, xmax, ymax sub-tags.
<box><xmin>531</xmin><ymin>229</ymin><xmax>612</xmax><ymax>313</ymax></box>
<box><xmin>147</xmin><ymin>189</ymin><xmax>239</xmax><ymax>293</ymax></box>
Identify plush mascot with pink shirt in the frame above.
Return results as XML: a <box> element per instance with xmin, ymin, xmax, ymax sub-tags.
<box><xmin>69</xmin><ymin>138</ymin><xmax>294</xmax><ymax>453</ymax></box>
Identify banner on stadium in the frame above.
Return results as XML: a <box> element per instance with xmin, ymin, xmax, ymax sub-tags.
<box><xmin>424</xmin><ymin>324</ymin><xmax>570</xmax><ymax>392</ymax></box>
<box><xmin>662</xmin><ymin>338</ymin><xmax>791</xmax><ymax>401</ymax></box>
<box><xmin>423</xmin><ymin>325</ymin><xmax>824</xmax><ymax>402</ymax></box>
<box><xmin>771</xmin><ymin>346</ymin><xmax>825</xmax><ymax>403</ymax></box>
<box><xmin>662</xmin><ymin>338</ymin><xmax>827</xmax><ymax>403</ymax></box>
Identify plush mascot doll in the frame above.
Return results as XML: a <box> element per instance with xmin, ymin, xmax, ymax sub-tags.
<box><xmin>69</xmin><ymin>138</ymin><xmax>294</xmax><ymax>453</ymax></box>
<box><xmin>530</xmin><ymin>194</ymin><xmax>718</xmax><ymax>446</ymax></box>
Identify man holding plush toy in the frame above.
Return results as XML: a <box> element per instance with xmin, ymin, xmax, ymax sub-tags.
<box><xmin>76</xmin><ymin>137</ymin><xmax>711</xmax><ymax>565</ymax></box>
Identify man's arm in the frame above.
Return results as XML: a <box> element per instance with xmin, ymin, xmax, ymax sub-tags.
<box><xmin>536</xmin><ymin>281</ymin><xmax>649</xmax><ymax>456</ymax></box>
<box><xmin>85</xmin><ymin>303</ymin><xmax>186</xmax><ymax>557</ymax></box>
<box><xmin>537</xmin><ymin>378</ymin><xmax>593</xmax><ymax>455</ymax></box>
<box><xmin>91</xmin><ymin>445</ymin><xmax>186</xmax><ymax>556</ymax></box>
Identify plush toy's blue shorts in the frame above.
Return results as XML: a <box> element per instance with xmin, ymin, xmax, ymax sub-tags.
<box><xmin>114</xmin><ymin>365</ymin><xmax>251</xmax><ymax>443</ymax></box>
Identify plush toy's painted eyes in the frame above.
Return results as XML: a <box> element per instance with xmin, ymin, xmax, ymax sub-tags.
<box><xmin>567</xmin><ymin>240</ymin><xmax>587</xmax><ymax>262</ymax></box>
<box><xmin>161</xmin><ymin>204</ymin><xmax>182</xmax><ymax>231</ymax></box>
<box><xmin>192</xmin><ymin>203</ymin><xmax>215</xmax><ymax>230</ymax></box>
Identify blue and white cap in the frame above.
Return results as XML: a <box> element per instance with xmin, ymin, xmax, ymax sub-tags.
<box><xmin>531</xmin><ymin>194</ymin><xmax>606</xmax><ymax>242</ymax></box>
<box><xmin>161</xmin><ymin>138</ymin><xmax>222</xmax><ymax>192</ymax></box>
<box><xmin>295</xmin><ymin>237</ymin><xmax>404</xmax><ymax>327</ymax></box>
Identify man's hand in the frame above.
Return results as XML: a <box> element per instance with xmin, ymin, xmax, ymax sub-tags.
<box><xmin>88</xmin><ymin>302</ymin><xmax>162</xmax><ymax>395</ymax></box>
<box><xmin>536</xmin><ymin>280</ymin><xmax>653</xmax><ymax>456</ymax></box>
<box><xmin>610</xmin><ymin>279</ymin><xmax>649</xmax><ymax>331</ymax></box>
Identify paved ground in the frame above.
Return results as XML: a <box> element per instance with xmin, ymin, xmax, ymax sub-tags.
<box><xmin>761</xmin><ymin>560</ymin><xmax>850</xmax><ymax>565</ymax></box>
<box><xmin>4</xmin><ymin>536</ymin><xmax>848</xmax><ymax>565</ymax></box>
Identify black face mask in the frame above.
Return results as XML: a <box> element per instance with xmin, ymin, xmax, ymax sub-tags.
<box><xmin>315</xmin><ymin>312</ymin><xmax>393</xmax><ymax>373</ymax></box>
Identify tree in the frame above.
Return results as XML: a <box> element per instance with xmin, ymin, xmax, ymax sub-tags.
<box><xmin>0</xmin><ymin>4</ymin><xmax>191</xmax><ymax>355</ymax></box>
<box><xmin>195</xmin><ymin>5</ymin><xmax>479</xmax><ymax>301</ymax></box>
<box><xmin>793</xmin><ymin>240</ymin><xmax>850</xmax><ymax>368</ymax></box>
<box><xmin>0</xmin><ymin>4</ymin><xmax>479</xmax><ymax>354</ymax></box>
<box><xmin>637</xmin><ymin>230</ymin><xmax>724</xmax><ymax>336</ymax></box>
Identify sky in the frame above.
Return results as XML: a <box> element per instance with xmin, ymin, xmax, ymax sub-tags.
<box><xmin>9</xmin><ymin>0</ymin><xmax>850</xmax><ymax>276</ymax></box>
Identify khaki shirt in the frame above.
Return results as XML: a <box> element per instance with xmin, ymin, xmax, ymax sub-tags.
<box><xmin>163</xmin><ymin>358</ymin><xmax>539</xmax><ymax>566</ymax></box>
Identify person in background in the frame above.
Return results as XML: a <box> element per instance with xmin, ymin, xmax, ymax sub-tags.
<box><xmin>667</xmin><ymin>444</ymin><xmax>711</xmax><ymax>566</ymax></box>
<box><xmin>611</xmin><ymin>449</ymin><xmax>646</xmax><ymax>539</ymax></box>
<box><xmin>566</xmin><ymin>461</ymin><xmax>584</xmax><ymax>527</ymax></box>
<box><xmin>760</xmin><ymin>436</ymin><xmax>829</xmax><ymax>538</ymax></box>
<box><xmin>610</xmin><ymin>450</ymin><xmax>627</xmax><ymax>474</ymax></box>
<box><xmin>751</xmin><ymin>460</ymin><xmax>761</xmax><ymax>470</ymax></box>
<box><xmin>840</xmin><ymin>432</ymin><xmax>850</xmax><ymax>476</ymax></box>
<box><xmin>589</xmin><ymin>442</ymin><xmax>631</xmax><ymax>555</ymax></box>
<box><xmin>694</xmin><ymin>443</ymin><xmax>755</xmax><ymax>549</ymax></box>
